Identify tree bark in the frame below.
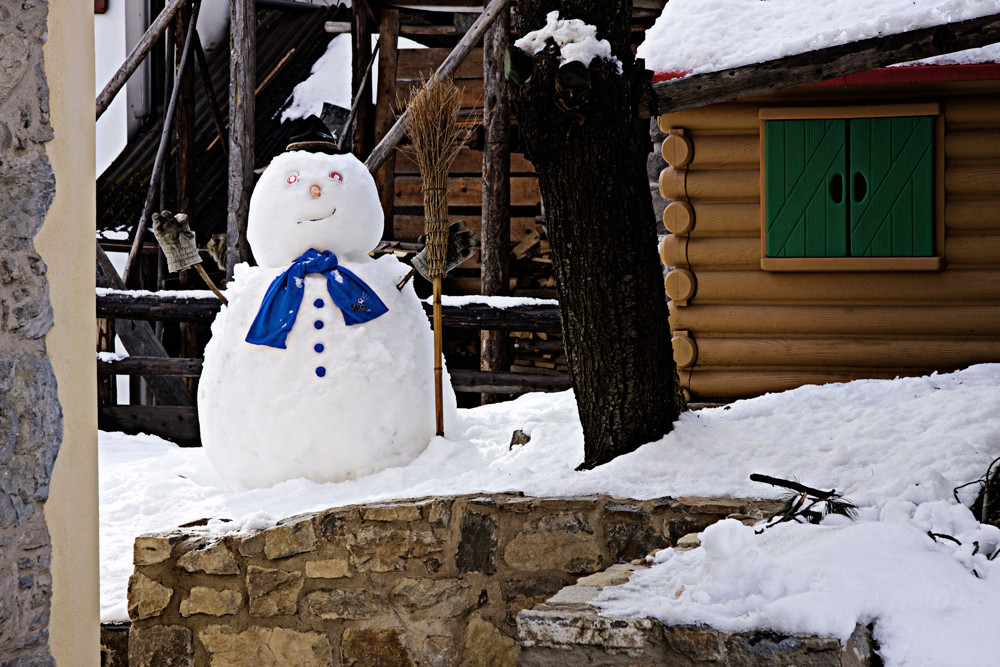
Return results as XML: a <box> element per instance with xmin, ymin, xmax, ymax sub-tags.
<box><xmin>508</xmin><ymin>0</ymin><xmax>683</xmax><ymax>468</ymax></box>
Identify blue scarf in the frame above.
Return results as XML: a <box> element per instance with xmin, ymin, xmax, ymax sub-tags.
<box><xmin>246</xmin><ymin>248</ymin><xmax>388</xmax><ymax>349</ymax></box>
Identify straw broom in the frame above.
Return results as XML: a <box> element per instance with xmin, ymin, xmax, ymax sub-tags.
<box><xmin>403</xmin><ymin>76</ymin><xmax>469</xmax><ymax>436</ymax></box>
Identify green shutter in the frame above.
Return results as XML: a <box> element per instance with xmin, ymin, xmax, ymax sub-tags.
<box><xmin>849</xmin><ymin>116</ymin><xmax>934</xmax><ymax>257</ymax></box>
<box><xmin>765</xmin><ymin>119</ymin><xmax>848</xmax><ymax>258</ymax></box>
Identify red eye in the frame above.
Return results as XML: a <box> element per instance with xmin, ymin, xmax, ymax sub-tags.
<box><xmin>286</xmin><ymin>173</ymin><xmax>298</xmax><ymax>184</ymax></box>
<box><xmin>330</xmin><ymin>172</ymin><xmax>343</xmax><ymax>182</ymax></box>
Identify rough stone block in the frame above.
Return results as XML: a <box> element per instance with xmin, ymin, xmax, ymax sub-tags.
<box><xmin>346</xmin><ymin>526</ymin><xmax>442</xmax><ymax>573</ymax></box>
<box><xmin>390</xmin><ymin>577</ymin><xmax>472</xmax><ymax>619</ymax></box>
<box><xmin>305</xmin><ymin>588</ymin><xmax>388</xmax><ymax>620</ymax></box>
<box><xmin>176</xmin><ymin>539</ymin><xmax>239</xmax><ymax>575</ymax></box>
<box><xmin>179</xmin><ymin>587</ymin><xmax>242</xmax><ymax>617</ymax></box>
<box><xmin>427</xmin><ymin>499</ymin><xmax>453</xmax><ymax>527</ymax></box>
<box><xmin>340</xmin><ymin>628</ymin><xmax>413</xmax><ymax>667</ymax></box>
<box><xmin>574</xmin><ymin>563</ymin><xmax>639</xmax><ymax>588</ymax></box>
<box><xmin>264</xmin><ymin>518</ymin><xmax>318</xmax><ymax>560</ymax></box>
<box><xmin>198</xmin><ymin>625</ymin><xmax>331</xmax><ymax>667</ymax></box>
<box><xmin>133</xmin><ymin>535</ymin><xmax>175</xmax><ymax>566</ymax></box>
<box><xmin>361</xmin><ymin>503</ymin><xmax>423</xmax><ymax>522</ymax></box>
<box><xmin>456</xmin><ymin>512</ymin><xmax>497</xmax><ymax>574</ymax></box>
<box><xmin>128</xmin><ymin>625</ymin><xmax>194</xmax><ymax>667</ymax></box>
<box><xmin>127</xmin><ymin>573</ymin><xmax>172</xmax><ymax>621</ymax></box>
<box><xmin>305</xmin><ymin>558</ymin><xmax>351</xmax><ymax>579</ymax></box>
<box><xmin>662</xmin><ymin>624</ymin><xmax>724</xmax><ymax>662</ymax></box>
<box><xmin>463</xmin><ymin>613</ymin><xmax>518</xmax><ymax>667</ymax></box>
<box><xmin>246</xmin><ymin>566</ymin><xmax>303</xmax><ymax>616</ymax></box>
<box><xmin>503</xmin><ymin>530</ymin><xmax>602</xmax><ymax>574</ymax></box>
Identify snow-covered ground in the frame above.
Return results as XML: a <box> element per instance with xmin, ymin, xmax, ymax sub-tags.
<box><xmin>101</xmin><ymin>364</ymin><xmax>1000</xmax><ymax>665</ymax></box>
<box><xmin>638</xmin><ymin>0</ymin><xmax>1000</xmax><ymax>77</ymax></box>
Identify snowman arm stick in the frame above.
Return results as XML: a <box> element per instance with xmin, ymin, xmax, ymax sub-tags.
<box><xmin>363</xmin><ymin>0</ymin><xmax>509</xmax><ymax>174</ymax></box>
<box><xmin>193</xmin><ymin>264</ymin><xmax>229</xmax><ymax>305</ymax></box>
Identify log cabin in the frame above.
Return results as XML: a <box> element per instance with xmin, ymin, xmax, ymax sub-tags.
<box><xmin>651</xmin><ymin>53</ymin><xmax>1000</xmax><ymax>401</ymax></box>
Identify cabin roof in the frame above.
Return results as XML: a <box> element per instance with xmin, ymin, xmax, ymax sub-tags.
<box><xmin>638</xmin><ymin>0</ymin><xmax>1000</xmax><ymax>83</ymax></box>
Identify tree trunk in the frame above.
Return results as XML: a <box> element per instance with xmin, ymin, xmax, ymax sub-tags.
<box><xmin>508</xmin><ymin>0</ymin><xmax>683</xmax><ymax>468</ymax></box>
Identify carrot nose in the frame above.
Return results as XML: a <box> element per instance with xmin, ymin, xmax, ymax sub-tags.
<box><xmin>309</xmin><ymin>184</ymin><xmax>322</xmax><ymax>198</ymax></box>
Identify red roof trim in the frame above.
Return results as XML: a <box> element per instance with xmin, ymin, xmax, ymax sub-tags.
<box><xmin>652</xmin><ymin>63</ymin><xmax>1000</xmax><ymax>86</ymax></box>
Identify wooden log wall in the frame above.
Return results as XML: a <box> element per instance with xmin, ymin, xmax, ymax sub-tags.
<box><xmin>657</xmin><ymin>86</ymin><xmax>1000</xmax><ymax>401</ymax></box>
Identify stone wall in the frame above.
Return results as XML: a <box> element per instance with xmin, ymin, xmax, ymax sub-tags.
<box><xmin>0</xmin><ymin>0</ymin><xmax>64</xmax><ymax>664</ymax></box>
<box><xmin>126</xmin><ymin>493</ymin><xmax>778</xmax><ymax>666</ymax></box>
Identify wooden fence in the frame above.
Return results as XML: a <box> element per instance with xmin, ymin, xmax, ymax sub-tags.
<box><xmin>97</xmin><ymin>292</ymin><xmax>566</xmax><ymax>444</ymax></box>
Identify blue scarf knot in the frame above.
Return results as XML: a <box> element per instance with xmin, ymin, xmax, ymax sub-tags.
<box><xmin>246</xmin><ymin>248</ymin><xmax>388</xmax><ymax>349</ymax></box>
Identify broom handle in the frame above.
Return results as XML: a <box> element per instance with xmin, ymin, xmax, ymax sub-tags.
<box><xmin>433</xmin><ymin>276</ymin><xmax>444</xmax><ymax>436</ymax></box>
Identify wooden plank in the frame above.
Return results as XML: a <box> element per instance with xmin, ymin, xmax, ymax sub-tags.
<box><xmin>946</xmin><ymin>129</ymin><xmax>1000</xmax><ymax>161</ymax></box>
<box><xmin>395</xmin><ymin>47</ymin><xmax>485</xmax><ymax>81</ymax></box>
<box><xmin>946</xmin><ymin>163</ymin><xmax>1000</xmax><ymax>197</ymax></box>
<box><xmin>351</xmin><ymin>0</ymin><xmax>375</xmax><ymax>157</ymax></box>
<box><xmin>97</xmin><ymin>292</ymin><xmax>221</xmax><ymax>322</ymax></box>
<box><xmin>669</xmin><ymin>303</ymin><xmax>1000</xmax><ymax>336</ymax></box>
<box><xmin>946</xmin><ymin>200</ymin><xmax>1000</xmax><ymax>231</ymax></box>
<box><xmin>661</xmin><ymin>235</ymin><xmax>760</xmax><ymax>270</ymax></box>
<box><xmin>396</xmin><ymin>146</ymin><xmax>535</xmax><ymax>174</ymax></box>
<box><xmin>674</xmin><ymin>202</ymin><xmax>759</xmax><ymax>237</ymax></box>
<box><xmin>673</xmin><ymin>133</ymin><xmax>759</xmax><ymax>170</ymax></box>
<box><xmin>392</xmin><ymin>215</ymin><xmax>539</xmax><ymax>242</ymax></box>
<box><xmin>98</xmin><ymin>357</ymin><xmax>203</xmax><ymax>377</ymax></box>
<box><xmin>397</xmin><ymin>78</ymin><xmax>484</xmax><ymax>109</ymax></box>
<box><xmin>98</xmin><ymin>405</ymin><xmax>200</xmax><ymax>444</ymax></box>
<box><xmin>449</xmin><ymin>369</ymin><xmax>570</xmax><ymax>394</ymax></box>
<box><xmin>654</xmin><ymin>12</ymin><xmax>1000</xmax><ymax>115</ymax></box>
<box><xmin>394</xmin><ymin>175</ymin><xmax>539</xmax><ymax>207</ymax></box>
<box><xmin>945</xmin><ymin>96</ymin><xmax>1000</xmax><ymax>128</ymax></box>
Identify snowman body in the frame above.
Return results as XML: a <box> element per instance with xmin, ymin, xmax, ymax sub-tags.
<box><xmin>198</xmin><ymin>150</ymin><xmax>456</xmax><ymax>489</ymax></box>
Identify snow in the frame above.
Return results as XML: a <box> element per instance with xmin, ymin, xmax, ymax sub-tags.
<box><xmin>101</xmin><ymin>364</ymin><xmax>1000</xmax><ymax>664</ymax></box>
<box><xmin>514</xmin><ymin>11</ymin><xmax>621</xmax><ymax>72</ymax></box>
<box><xmin>638</xmin><ymin>0</ymin><xmax>1000</xmax><ymax>79</ymax></box>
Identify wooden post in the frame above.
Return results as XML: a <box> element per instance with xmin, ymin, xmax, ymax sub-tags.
<box><xmin>174</xmin><ymin>4</ymin><xmax>200</xmax><ymax>387</ymax></box>
<box><xmin>350</xmin><ymin>0</ymin><xmax>374</xmax><ymax>159</ymax></box>
<box><xmin>480</xmin><ymin>4</ymin><xmax>511</xmax><ymax>405</ymax></box>
<box><xmin>227</xmin><ymin>0</ymin><xmax>255</xmax><ymax>279</ymax></box>
<box><xmin>374</xmin><ymin>8</ymin><xmax>400</xmax><ymax>239</ymax></box>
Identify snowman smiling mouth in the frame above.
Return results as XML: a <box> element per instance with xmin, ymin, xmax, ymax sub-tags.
<box><xmin>298</xmin><ymin>207</ymin><xmax>337</xmax><ymax>224</ymax></box>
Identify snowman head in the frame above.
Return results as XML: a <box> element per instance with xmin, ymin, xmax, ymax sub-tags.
<box><xmin>247</xmin><ymin>151</ymin><xmax>384</xmax><ymax>267</ymax></box>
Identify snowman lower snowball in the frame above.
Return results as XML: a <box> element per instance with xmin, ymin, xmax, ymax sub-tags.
<box><xmin>198</xmin><ymin>149</ymin><xmax>457</xmax><ymax>489</ymax></box>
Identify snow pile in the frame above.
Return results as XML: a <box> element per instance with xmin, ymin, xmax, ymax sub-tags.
<box><xmin>100</xmin><ymin>365</ymin><xmax>1000</xmax><ymax>664</ymax></box>
<box><xmin>514</xmin><ymin>11</ymin><xmax>621</xmax><ymax>71</ymax></box>
<box><xmin>638</xmin><ymin>0</ymin><xmax>1000</xmax><ymax>78</ymax></box>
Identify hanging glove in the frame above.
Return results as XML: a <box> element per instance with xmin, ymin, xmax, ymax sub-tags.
<box><xmin>152</xmin><ymin>210</ymin><xmax>202</xmax><ymax>274</ymax></box>
<box><xmin>411</xmin><ymin>220</ymin><xmax>480</xmax><ymax>281</ymax></box>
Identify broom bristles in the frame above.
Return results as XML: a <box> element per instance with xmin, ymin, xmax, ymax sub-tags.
<box><xmin>403</xmin><ymin>75</ymin><xmax>470</xmax><ymax>278</ymax></box>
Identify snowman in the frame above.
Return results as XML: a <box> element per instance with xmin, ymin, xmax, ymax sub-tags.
<box><xmin>198</xmin><ymin>145</ymin><xmax>457</xmax><ymax>490</ymax></box>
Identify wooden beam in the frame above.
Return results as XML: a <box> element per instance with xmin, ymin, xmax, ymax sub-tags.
<box><xmin>655</xmin><ymin>11</ymin><xmax>1000</xmax><ymax>114</ymax></box>
<box><xmin>227</xmin><ymin>0</ymin><xmax>255</xmax><ymax>279</ymax></box>
<box><xmin>449</xmin><ymin>369</ymin><xmax>570</xmax><ymax>394</ymax></box>
<box><xmin>375</xmin><ymin>9</ymin><xmax>400</xmax><ymax>238</ymax></box>
<box><xmin>98</xmin><ymin>406</ymin><xmax>200</xmax><ymax>444</ymax></box>
<box><xmin>96</xmin><ymin>244</ymin><xmax>195</xmax><ymax>407</ymax></box>
<box><xmin>98</xmin><ymin>357</ymin><xmax>204</xmax><ymax>377</ymax></box>
<box><xmin>364</xmin><ymin>0</ymin><xmax>509</xmax><ymax>174</ymax></box>
<box><xmin>479</xmin><ymin>4</ymin><xmax>512</xmax><ymax>404</ymax></box>
<box><xmin>95</xmin><ymin>291</ymin><xmax>562</xmax><ymax>331</ymax></box>
<box><xmin>96</xmin><ymin>0</ymin><xmax>188</xmax><ymax>119</ymax></box>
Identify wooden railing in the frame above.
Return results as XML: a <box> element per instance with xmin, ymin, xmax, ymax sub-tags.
<box><xmin>96</xmin><ymin>292</ymin><xmax>567</xmax><ymax>444</ymax></box>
